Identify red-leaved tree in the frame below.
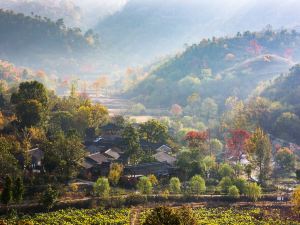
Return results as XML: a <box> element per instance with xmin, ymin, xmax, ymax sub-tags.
<box><xmin>226</xmin><ymin>129</ymin><xmax>250</xmax><ymax>162</ymax></box>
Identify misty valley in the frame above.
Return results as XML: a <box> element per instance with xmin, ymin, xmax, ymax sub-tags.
<box><xmin>0</xmin><ymin>1</ymin><xmax>300</xmax><ymax>224</ymax></box>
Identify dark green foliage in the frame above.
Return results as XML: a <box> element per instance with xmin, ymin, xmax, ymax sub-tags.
<box><xmin>13</xmin><ymin>177</ymin><xmax>24</xmax><ymax>203</ymax></box>
<box><xmin>16</xmin><ymin>99</ymin><xmax>42</xmax><ymax>127</ymax></box>
<box><xmin>0</xmin><ymin>9</ymin><xmax>98</xmax><ymax>56</ymax></box>
<box><xmin>1</xmin><ymin>176</ymin><xmax>13</xmax><ymax>205</ymax></box>
<box><xmin>42</xmin><ymin>132</ymin><xmax>85</xmax><ymax>180</ymax></box>
<box><xmin>296</xmin><ymin>169</ymin><xmax>300</xmax><ymax>181</ymax></box>
<box><xmin>11</xmin><ymin>81</ymin><xmax>48</xmax><ymax>106</ymax></box>
<box><xmin>12</xmin><ymin>81</ymin><xmax>48</xmax><ymax>127</ymax></box>
<box><xmin>41</xmin><ymin>185</ymin><xmax>58</xmax><ymax>211</ymax></box>
<box><xmin>139</xmin><ymin>119</ymin><xmax>168</xmax><ymax>143</ymax></box>
<box><xmin>122</xmin><ymin>124</ymin><xmax>141</xmax><ymax>164</ymax></box>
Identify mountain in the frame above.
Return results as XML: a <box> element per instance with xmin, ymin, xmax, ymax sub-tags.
<box><xmin>126</xmin><ymin>30</ymin><xmax>299</xmax><ymax>108</ymax></box>
<box><xmin>262</xmin><ymin>65</ymin><xmax>300</xmax><ymax>110</ymax></box>
<box><xmin>95</xmin><ymin>0</ymin><xmax>300</xmax><ymax>67</ymax></box>
<box><xmin>0</xmin><ymin>0</ymin><xmax>82</xmax><ymax>27</ymax></box>
<box><xmin>0</xmin><ymin>9</ymin><xmax>99</xmax><ymax>75</ymax></box>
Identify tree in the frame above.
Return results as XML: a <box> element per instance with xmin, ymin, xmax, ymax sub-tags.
<box><xmin>139</xmin><ymin>120</ymin><xmax>168</xmax><ymax>143</ymax></box>
<box><xmin>218</xmin><ymin>163</ymin><xmax>234</xmax><ymax>178</ymax></box>
<box><xmin>16</xmin><ymin>99</ymin><xmax>43</xmax><ymax>127</ymax></box>
<box><xmin>226</xmin><ymin>129</ymin><xmax>250</xmax><ymax>162</ymax></box>
<box><xmin>200</xmin><ymin>98</ymin><xmax>218</xmax><ymax>122</ymax></box>
<box><xmin>11</xmin><ymin>81</ymin><xmax>48</xmax><ymax>106</ymax></box>
<box><xmin>137</xmin><ymin>176</ymin><xmax>153</xmax><ymax>194</ymax></box>
<box><xmin>200</xmin><ymin>156</ymin><xmax>216</xmax><ymax>179</ymax></box>
<box><xmin>1</xmin><ymin>176</ymin><xmax>12</xmax><ymax>205</ymax></box>
<box><xmin>169</xmin><ymin>177</ymin><xmax>181</xmax><ymax>194</ymax></box>
<box><xmin>43</xmin><ymin>132</ymin><xmax>85</xmax><ymax>180</ymax></box>
<box><xmin>189</xmin><ymin>175</ymin><xmax>206</xmax><ymax>194</ymax></box>
<box><xmin>130</xmin><ymin>103</ymin><xmax>146</xmax><ymax>115</ymax></box>
<box><xmin>210</xmin><ymin>138</ymin><xmax>223</xmax><ymax>155</ymax></box>
<box><xmin>245</xmin><ymin>128</ymin><xmax>272</xmax><ymax>185</ymax></box>
<box><xmin>170</xmin><ymin>104</ymin><xmax>183</xmax><ymax>116</ymax></box>
<box><xmin>219</xmin><ymin>177</ymin><xmax>232</xmax><ymax>193</ymax></box>
<box><xmin>245</xmin><ymin>182</ymin><xmax>262</xmax><ymax>201</ymax></box>
<box><xmin>49</xmin><ymin>111</ymin><xmax>74</xmax><ymax>134</ymax></box>
<box><xmin>108</xmin><ymin>163</ymin><xmax>124</xmax><ymax>186</ymax></box>
<box><xmin>13</xmin><ymin>177</ymin><xmax>24</xmax><ymax>203</ymax></box>
<box><xmin>123</xmin><ymin>124</ymin><xmax>141</xmax><ymax>164</ymax></box>
<box><xmin>143</xmin><ymin>206</ymin><xmax>197</xmax><ymax>225</ymax></box>
<box><xmin>234</xmin><ymin>178</ymin><xmax>247</xmax><ymax>195</ymax></box>
<box><xmin>275</xmin><ymin>147</ymin><xmax>296</xmax><ymax>176</ymax></box>
<box><xmin>292</xmin><ymin>186</ymin><xmax>300</xmax><ymax>215</ymax></box>
<box><xmin>142</xmin><ymin>206</ymin><xmax>181</xmax><ymax>225</ymax></box>
<box><xmin>185</xmin><ymin>131</ymin><xmax>209</xmax><ymax>154</ymax></box>
<box><xmin>0</xmin><ymin>137</ymin><xmax>20</xmax><ymax>179</ymax></box>
<box><xmin>228</xmin><ymin>185</ymin><xmax>240</xmax><ymax>198</ymax></box>
<box><xmin>147</xmin><ymin>174</ymin><xmax>158</xmax><ymax>187</ymax></box>
<box><xmin>41</xmin><ymin>185</ymin><xmax>58</xmax><ymax>211</ymax></box>
<box><xmin>93</xmin><ymin>177</ymin><xmax>110</xmax><ymax>197</ymax></box>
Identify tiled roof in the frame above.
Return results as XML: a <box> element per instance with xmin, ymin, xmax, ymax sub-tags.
<box><xmin>153</xmin><ymin>152</ymin><xmax>176</xmax><ymax>165</ymax></box>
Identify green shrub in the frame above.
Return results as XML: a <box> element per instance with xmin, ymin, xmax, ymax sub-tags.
<box><xmin>245</xmin><ymin>182</ymin><xmax>262</xmax><ymax>201</ymax></box>
<box><xmin>228</xmin><ymin>185</ymin><xmax>240</xmax><ymax>199</ymax></box>
<box><xmin>218</xmin><ymin>177</ymin><xmax>232</xmax><ymax>193</ymax></box>
<box><xmin>189</xmin><ymin>175</ymin><xmax>206</xmax><ymax>194</ymax></box>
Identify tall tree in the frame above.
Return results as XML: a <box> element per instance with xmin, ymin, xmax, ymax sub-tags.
<box><xmin>139</xmin><ymin>119</ymin><xmax>168</xmax><ymax>143</ymax></box>
<box><xmin>11</xmin><ymin>81</ymin><xmax>48</xmax><ymax>106</ymax></box>
<box><xmin>1</xmin><ymin>176</ymin><xmax>12</xmax><ymax>205</ymax></box>
<box><xmin>245</xmin><ymin>128</ymin><xmax>272</xmax><ymax>185</ymax></box>
<box><xmin>43</xmin><ymin>132</ymin><xmax>85</xmax><ymax>180</ymax></box>
<box><xmin>13</xmin><ymin>177</ymin><xmax>24</xmax><ymax>203</ymax></box>
<box><xmin>123</xmin><ymin>124</ymin><xmax>141</xmax><ymax>164</ymax></box>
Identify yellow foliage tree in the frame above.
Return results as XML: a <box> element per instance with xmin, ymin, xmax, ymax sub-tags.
<box><xmin>292</xmin><ymin>186</ymin><xmax>300</xmax><ymax>215</ymax></box>
<box><xmin>108</xmin><ymin>163</ymin><xmax>124</xmax><ymax>186</ymax></box>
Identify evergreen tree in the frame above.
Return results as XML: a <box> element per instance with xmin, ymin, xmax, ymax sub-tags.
<box><xmin>13</xmin><ymin>177</ymin><xmax>24</xmax><ymax>203</ymax></box>
<box><xmin>1</xmin><ymin>176</ymin><xmax>13</xmax><ymax>205</ymax></box>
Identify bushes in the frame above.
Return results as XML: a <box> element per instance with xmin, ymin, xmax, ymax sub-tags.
<box><xmin>169</xmin><ymin>177</ymin><xmax>181</xmax><ymax>194</ymax></box>
<box><xmin>228</xmin><ymin>185</ymin><xmax>240</xmax><ymax>199</ymax></box>
<box><xmin>137</xmin><ymin>177</ymin><xmax>153</xmax><ymax>194</ymax></box>
<box><xmin>125</xmin><ymin>193</ymin><xmax>147</xmax><ymax>205</ymax></box>
<box><xmin>189</xmin><ymin>175</ymin><xmax>206</xmax><ymax>194</ymax></box>
<box><xmin>142</xmin><ymin>206</ymin><xmax>197</xmax><ymax>225</ymax></box>
<box><xmin>218</xmin><ymin>177</ymin><xmax>232</xmax><ymax>193</ymax></box>
<box><xmin>93</xmin><ymin>177</ymin><xmax>110</xmax><ymax>197</ymax></box>
<box><xmin>234</xmin><ymin>178</ymin><xmax>247</xmax><ymax>195</ymax></box>
<box><xmin>245</xmin><ymin>182</ymin><xmax>262</xmax><ymax>201</ymax></box>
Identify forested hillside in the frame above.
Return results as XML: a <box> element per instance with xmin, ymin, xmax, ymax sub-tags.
<box><xmin>0</xmin><ymin>9</ymin><xmax>99</xmax><ymax>73</ymax></box>
<box><xmin>127</xmin><ymin>29</ymin><xmax>299</xmax><ymax>109</ymax></box>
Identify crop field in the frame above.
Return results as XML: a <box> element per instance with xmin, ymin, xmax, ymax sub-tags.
<box><xmin>1</xmin><ymin>206</ymin><xmax>299</xmax><ymax>225</ymax></box>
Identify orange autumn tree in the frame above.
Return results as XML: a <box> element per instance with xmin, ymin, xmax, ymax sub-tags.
<box><xmin>185</xmin><ymin>131</ymin><xmax>209</xmax><ymax>154</ymax></box>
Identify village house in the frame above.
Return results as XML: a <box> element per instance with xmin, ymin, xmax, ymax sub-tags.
<box><xmin>153</xmin><ymin>151</ymin><xmax>177</xmax><ymax>166</ymax></box>
<box><xmin>123</xmin><ymin>161</ymin><xmax>176</xmax><ymax>178</ymax></box>
<box><xmin>81</xmin><ymin>152</ymin><xmax>111</xmax><ymax>179</ymax></box>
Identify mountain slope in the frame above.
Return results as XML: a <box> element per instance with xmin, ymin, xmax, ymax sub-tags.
<box><xmin>0</xmin><ymin>9</ymin><xmax>99</xmax><ymax>74</ymax></box>
<box><xmin>95</xmin><ymin>0</ymin><xmax>300</xmax><ymax>66</ymax></box>
<box><xmin>127</xmin><ymin>30</ymin><xmax>299</xmax><ymax>108</ymax></box>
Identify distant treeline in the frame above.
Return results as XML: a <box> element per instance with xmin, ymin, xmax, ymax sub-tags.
<box><xmin>0</xmin><ymin>9</ymin><xmax>99</xmax><ymax>56</ymax></box>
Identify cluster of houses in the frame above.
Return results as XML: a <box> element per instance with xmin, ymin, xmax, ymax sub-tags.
<box><xmin>21</xmin><ymin>123</ymin><xmax>178</xmax><ymax>184</ymax></box>
<box><xmin>81</xmin><ymin>123</ymin><xmax>177</xmax><ymax>181</ymax></box>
